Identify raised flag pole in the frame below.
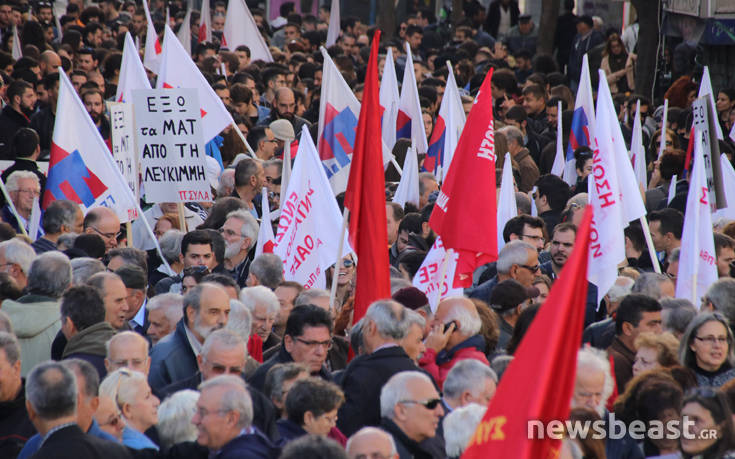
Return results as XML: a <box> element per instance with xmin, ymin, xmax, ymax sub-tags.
<box><xmin>0</xmin><ymin>178</ymin><xmax>28</xmax><ymax>237</ymax></box>
<box><xmin>329</xmin><ymin>207</ymin><xmax>350</xmax><ymax>313</ymax></box>
<box><xmin>176</xmin><ymin>202</ymin><xmax>187</xmax><ymax>232</ymax></box>
<box><xmin>639</xmin><ymin>215</ymin><xmax>661</xmax><ymax>273</ymax></box>
<box><xmin>232</xmin><ymin>121</ymin><xmax>256</xmax><ymax>158</ymax></box>
<box><xmin>657</xmin><ymin>99</ymin><xmax>669</xmax><ymax>159</ymax></box>
<box><xmin>126</xmin><ymin>221</ymin><xmax>133</xmax><ymax>247</ymax></box>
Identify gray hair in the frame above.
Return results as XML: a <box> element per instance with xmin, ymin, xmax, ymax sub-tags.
<box><xmin>418</xmin><ymin>172</ymin><xmax>437</xmax><ymax>196</ymax></box>
<box><xmin>0</xmin><ymin>239</ymin><xmax>35</xmax><ymax>275</ymax></box>
<box><xmin>380</xmin><ymin>371</ymin><xmax>434</xmax><ymax>419</ymax></box>
<box><xmin>249</xmin><ymin>253</ymin><xmax>283</xmax><ymax>289</ymax></box>
<box><xmin>157</xmin><ymin>390</ymin><xmax>200</xmax><ymax>449</ymax></box>
<box><xmin>576</xmin><ymin>347</ymin><xmax>614</xmax><ymax>416</ymax></box>
<box><xmin>240</xmin><ymin>285</ymin><xmax>280</xmax><ymax>317</ymax></box>
<box><xmin>441</xmin><ymin>298</ymin><xmax>482</xmax><ymax>336</ymax></box>
<box><xmin>403</xmin><ymin>309</ymin><xmax>426</xmax><ymax>331</ymax></box>
<box><xmin>607</xmin><ymin>276</ymin><xmax>635</xmax><ymax>303</ymax></box>
<box><xmin>346</xmin><ymin>427</ymin><xmax>397</xmax><ymax>457</ymax></box>
<box><xmin>99</xmin><ymin>369</ymin><xmax>148</xmax><ymax>421</ymax></box>
<box><xmin>294</xmin><ymin>288</ymin><xmax>330</xmax><ymax>307</ymax></box>
<box><xmin>679</xmin><ymin>312</ymin><xmax>735</xmax><ymax>369</ymax></box>
<box><xmin>26</xmin><ymin>361</ymin><xmax>77</xmax><ymax>420</ymax></box>
<box><xmin>390</xmin><ymin>277</ymin><xmax>412</xmax><ymax>294</ymax></box>
<box><xmin>42</xmin><ymin>200</ymin><xmax>79</xmax><ymax>234</ymax></box>
<box><xmin>57</xmin><ymin>233</ymin><xmax>78</xmax><ymax>250</ymax></box>
<box><xmin>496</xmin><ymin>240</ymin><xmax>534</xmax><ymax>274</ymax></box>
<box><xmin>61</xmin><ymin>358</ymin><xmax>99</xmax><ymax>398</ymax></box>
<box><xmin>660</xmin><ymin>298</ymin><xmax>696</xmax><ymax>336</ymax></box>
<box><xmin>6</xmin><ymin>170</ymin><xmax>39</xmax><ymax>192</ymax></box>
<box><xmin>0</xmin><ymin>331</ymin><xmax>20</xmax><ymax>364</ymax></box>
<box><xmin>515</xmin><ymin>192</ymin><xmax>531</xmax><ymax>215</ymax></box>
<box><xmin>443</xmin><ymin>359</ymin><xmax>497</xmax><ymax>399</ymax></box>
<box><xmin>498</xmin><ymin>125</ymin><xmax>523</xmax><ymax>146</ymax></box>
<box><xmin>70</xmin><ymin>257</ymin><xmax>105</xmax><ymax>285</ymax></box>
<box><xmin>705</xmin><ymin>278</ymin><xmax>735</xmax><ymax>323</ymax></box>
<box><xmin>146</xmin><ymin>293</ymin><xmax>184</xmax><ymax>326</ymax></box>
<box><xmin>159</xmin><ymin>230</ymin><xmax>184</xmax><ymax>264</ymax></box>
<box><xmin>631</xmin><ymin>273</ymin><xmax>672</xmax><ymax>300</ymax></box>
<box><xmin>490</xmin><ymin>355</ymin><xmax>513</xmax><ymax>381</ymax></box>
<box><xmin>0</xmin><ymin>310</ymin><xmax>12</xmax><ymax>334</ymax></box>
<box><xmin>183</xmin><ymin>282</ymin><xmax>222</xmax><ymax>316</ymax></box>
<box><xmin>226</xmin><ymin>210</ymin><xmax>259</xmax><ymax>249</ymax></box>
<box><xmin>198</xmin><ymin>375</ymin><xmax>253</xmax><ymax>428</ymax></box>
<box><xmin>264</xmin><ymin>159</ymin><xmax>283</xmax><ymax>176</ymax></box>
<box><xmin>201</xmin><ymin>328</ymin><xmax>246</xmax><ymax>361</ymax></box>
<box><xmin>443</xmin><ymin>403</ymin><xmax>487</xmax><ymax>457</ymax></box>
<box><xmin>263</xmin><ymin>362</ymin><xmax>309</xmax><ymax>402</ymax></box>
<box><xmin>27</xmin><ymin>251</ymin><xmax>72</xmax><ymax>298</ymax></box>
<box><xmin>217</xmin><ymin>169</ymin><xmax>235</xmax><ymax>198</ymax></box>
<box><xmin>365</xmin><ymin>300</ymin><xmax>409</xmax><ymax>340</ymax></box>
<box><xmin>226</xmin><ymin>299</ymin><xmax>252</xmax><ymax>342</ymax></box>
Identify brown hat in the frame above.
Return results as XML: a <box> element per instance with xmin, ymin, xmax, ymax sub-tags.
<box><xmin>392</xmin><ymin>287</ymin><xmax>430</xmax><ymax>311</ymax></box>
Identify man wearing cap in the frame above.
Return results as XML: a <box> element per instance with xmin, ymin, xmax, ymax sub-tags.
<box><xmin>505</xmin><ymin>14</ymin><xmax>537</xmax><ymax>55</ymax></box>
<box><xmin>392</xmin><ymin>287</ymin><xmax>432</xmax><ymax>336</ymax></box>
<box><xmin>488</xmin><ymin>279</ymin><xmax>534</xmax><ymax>353</ymax></box>
<box><xmin>568</xmin><ymin>15</ymin><xmax>604</xmax><ymax>86</ymax></box>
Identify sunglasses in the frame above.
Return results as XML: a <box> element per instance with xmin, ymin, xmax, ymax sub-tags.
<box><xmin>400</xmin><ymin>398</ymin><xmax>442</xmax><ymax>410</ymax></box>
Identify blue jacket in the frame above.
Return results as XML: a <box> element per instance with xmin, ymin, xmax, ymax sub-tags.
<box><xmin>17</xmin><ymin>420</ymin><xmax>119</xmax><ymax>459</ymax></box>
<box><xmin>122</xmin><ymin>425</ymin><xmax>158</xmax><ymax>450</ymax></box>
<box><xmin>215</xmin><ymin>428</ymin><xmax>280</xmax><ymax>459</ymax></box>
<box><xmin>148</xmin><ymin>319</ymin><xmax>198</xmax><ymax>394</ymax></box>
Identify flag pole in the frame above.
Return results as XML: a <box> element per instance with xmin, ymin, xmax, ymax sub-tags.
<box><xmin>329</xmin><ymin>207</ymin><xmax>350</xmax><ymax>314</ymax></box>
<box><xmin>0</xmin><ymin>178</ymin><xmax>28</xmax><ymax>237</ymax></box>
<box><xmin>176</xmin><ymin>202</ymin><xmax>187</xmax><ymax>232</ymax></box>
<box><xmin>126</xmin><ymin>221</ymin><xmax>133</xmax><ymax>247</ymax></box>
<box><xmin>638</xmin><ymin>215</ymin><xmax>661</xmax><ymax>273</ymax></box>
<box><xmin>657</xmin><ymin>99</ymin><xmax>669</xmax><ymax>159</ymax></box>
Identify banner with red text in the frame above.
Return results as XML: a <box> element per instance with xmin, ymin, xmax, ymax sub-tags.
<box><xmin>412</xmin><ymin>237</ymin><xmax>463</xmax><ymax>312</ymax></box>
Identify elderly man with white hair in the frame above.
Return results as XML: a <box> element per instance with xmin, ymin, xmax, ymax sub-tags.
<box><xmin>221</xmin><ymin>209</ymin><xmax>259</xmax><ymax>287</ymax></box>
<box><xmin>441</xmin><ymin>359</ymin><xmax>497</xmax><ymax>414</ymax></box>
<box><xmin>379</xmin><ymin>371</ymin><xmax>444</xmax><ymax>459</ymax></box>
<box><xmin>583</xmin><ymin>276</ymin><xmax>635</xmax><ymax>349</ymax></box>
<box><xmin>443</xmin><ymin>404</ymin><xmax>486</xmax><ymax>458</ymax></box>
<box><xmin>157</xmin><ymin>390</ymin><xmax>200</xmax><ymax>449</ymax></box>
<box><xmin>468</xmin><ymin>240</ymin><xmax>539</xmax><ymax>302</ymax></box>
<box><xmin>247</xmin><ymin>253</ymin><xmax>284</xmax><ymax>290</ymax></box>
<box><xmin>0</xmin><ymin>238</ymin><xmax>34</xmax><ymax>291</ymax></box>
<box><xmin>145</xmin><ymin>293</ymin><xmax>184</xmax><ymax>345</ymax></box>
<box><xmin>2</xmin><ymin>170</ymin><xmax>41</xmax><ymax>235</ymax></box>
<box><xmin>346</xmin><ymin>427</ymin><xmax>399</xmax><ymax>459</ymax></box>
<box><xmin>419</xmin><ymin>296</ymin><xmax>488</xmax><ymax>389</ymax></box>
<box><xmin>241</xmin><ymin>285</ymin><xmax>281</xmax><ymax>350</ymax></box>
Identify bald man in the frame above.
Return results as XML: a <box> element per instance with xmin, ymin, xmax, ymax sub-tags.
<box><xmin>104</xmin><ymin>331</ymin><xmax>150</xmax><ymax>375</ymax></box>
<box><xmin>419</xmin><ymin>297</ymin><xmax>489</xmax><ymax>389</ymax></box>
<box><xmin>346</xmin><ymin>427</ymin><xmax>399</xmax><ymax>459</ymax></box>
<box><xmin>83</xmin><ymin>207</ymin><xmax>121</xmax><ymax>252</ymax></box>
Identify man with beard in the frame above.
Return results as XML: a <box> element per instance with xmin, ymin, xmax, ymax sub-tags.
<box><xmin>82</xmin><ymin>89</ymin><xmax>110</xmax><ymax>142</ymax></box>
<box><xmin>0</xmin><ymin>80</ymin><xmax>36</xmax><ymax>159</ymax></box>
<box><xmin>541</xmin><ymin>222</ymin><xmax>575</xmax><ymax>280</ymax></box>
<box><xmin>260</xmin><ymin>87</ymin><xmax>311</xmax><ymax>134</ymax></box>
<box><xmin>221</xmin><ymin>210</ymin><xmax>259</xmax><ymax>288</ymax></box>
<box><xmin>148</xmin><ymin>282</ymin><xmax>231</xmax><ymax>393</ymax></box>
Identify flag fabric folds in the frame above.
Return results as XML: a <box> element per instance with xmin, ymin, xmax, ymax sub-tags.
<box><xmin>142</xmin><ymin>0</ymin><xmax>162</xmax><ymax>73</ymax></box>
<box><xmin>564</xmin><ymin>54</ymin><xmax>595</xmax><ymax>186</ymax></box>
<box><xmin>344</xmin><ymin>31</ymin><xmax>391</xmax><ymax>323</ymax></box>
<box><xmin>44</xmin><ymin>70</ymin><xmax>137</xmax><ymax>223</ymax></box>
<box><xmin>714</xmin><ymin>154</ymin><xmax>735</xmax><ymax>222</ymax></box>
<box><xmin>198</xmin><ymin>0</ymin><xmax>212</xmax><ymax>44</ymax></box>
<box><xmin>397</xmin><ymin>43</ymin><xmax>428</xmax><ymax>155</ymax></box>
<box><xmin>676</xmin><ymin>131</ymin><xmax>718</xmax><ymax>305</ymax></box>
<box><xmin>550</xmin><ymin>100</ymin><xmax>565</xmax><ymax>178</ymax></box>
<box><xmin>412</xmin><ymin>237</ymin><xmax>463</xmax><ymax>312</ymax></box>
<box><xmin>426</xmin><ymin>62</ymin><xmax>466</xmax><ymax>179</ymax></box>
<box><xmin>429</xmin><ymin>69</ymin><xmax>497</xmax><ymax>288</ymax></box>
<box><xmin>462</xmin><ymin>208</ymin><xmax>594</xmax><ymax>459</ymax></box>
<box><xmin>699</xmin><ymin>66</ymin><xmax>723</xmax><ymax>140</ymax></box>
<box><xmin>176</xmin><ymin>6</ymin><xmax>192</xmax><ymax>56</ymax></box>
<box><xmin>497</xmin><ymin>152</ymin><xmax>517</xmax><ymax>251</ymax></box>
<box><xmin>379</xmin><ymin>47</ymin><xmax>400</xmax><ymax>154</ymax></box>
<box><xmin>325</xmin><ymin>0</ymin><xmax>340</xmax><ymax>46</ymax></box>
<box><xmin>255</xmin><ymin>187</ymin><xmax>275</xmax><ymax>258</ymax></box>
<box><xmin>116</xmin><ymin>32</ymin><xmax>152</xmax><ymax>103</ymax></box>
<box><xmin>224</xmin><ymin>0</ymin><xmax>273</xmax><ymax>62</ymax></box>
<box><xmin>630</xmin><ymin>100</ymin><xmax>647</xmax><ymax>190</ymax></box>
<box><xmin>392</xmin><ymin>143</ymin><xmax>419</xmax><ymax>208</ymax></box>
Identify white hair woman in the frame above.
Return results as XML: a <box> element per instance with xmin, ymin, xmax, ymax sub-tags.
<box><xmin>157</xmin><ymin>389</ymin><xmax>200</xmax><ymax>449</ymax></box>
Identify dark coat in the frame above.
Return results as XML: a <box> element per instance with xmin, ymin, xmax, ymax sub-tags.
<box><xmin>380</xmin><ymin>418</ymin><xmax>438</xmax><ymax>459</ymax></box>
<box><xmin>29</xmin><ymin>106</ymin><xmax>54</xmax><ymax>160</ymax></box>
<box><xmin>484</xmin><ymin>0</ymin><xmax>520</xmax><ymax>38</ymax></box>
<box><xmin>63</xmin><ymin>321</ymin><xmax>117</xmax><ymax>380</ymax></box>
<box><xmin>247</xmin><ymin>343</ymin><xmax>331</xmax><ymax>393</ymax></box>
<box><xmin>157</xmin><ymin>372</ymin><xmax>280</xmax><ymax>443</ymax></box>
<box><xmin>582</xmin><ymin>317</ymin><xmax>616</xmax><ymax>350</ymax></box>
<box><xmin>29</xmin><ymin>424</ymin><xmax>132</xmax><ymax>459</ymax></box>
<box><xmin>337</xmin><ymin>346</ymin><xmax>421</xmax><ymax>437</ymax></box>
<box><xmin>148</xmin><ymin>319</ymin><xmax>198</xmax><ymax>393</ymax></box>
<box><xmin>213</xmin><ymin>429</ymin><xmax>280</xmax><ymax>459</ymax></box>
<box><xmin>609</xmin><ymin>336</ymin><xmax>636</xmax><ymax>393</ymax></box>
<box><xmin>0</xmin><ymin>379</ymin><xmax>36</xmax><ymax>458</ymax></box>
<box><xmin>0</xmin><ymin>105</ymin><xmax>30</xmax><ymax>160</ymax></box>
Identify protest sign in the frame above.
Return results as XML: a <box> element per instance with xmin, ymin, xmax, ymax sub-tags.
<box><xmin>132</xmin><ymin>88</ymin><xmax>212</xmax><ymax>203</ymax></box>
<box><xmin>109</xmin><ymin>101</ymin><xmax>139</xmax><ymax>217</ymax></box>
<box><xmin>412</xmin><ymin>237</ymin><xmax>463</xmax><ymax>312</ymax></box>
<box><xmin>692</xmin><ymin>96</ymin><xmax>727</xmax><ymax>211</ymax></box>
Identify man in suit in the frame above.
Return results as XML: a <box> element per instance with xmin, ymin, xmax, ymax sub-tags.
<box><xmin>24</xmin><ymin>361</ymin><xmax>133</xmax><ymax>459</ymax></box>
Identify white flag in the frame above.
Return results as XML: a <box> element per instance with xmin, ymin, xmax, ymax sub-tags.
<box><xmin>668</xmin><ymin>174</ymin><xmax>678</xmax><ymax>205</ymax></box>
<box><xmin>413</xmin><ymin>237</ymin><xmax>463</xmax><ymax>312</ymax></box>
<box><xmin>730</xmin><ymin>121</ymin><xmax>735</xmax><ymax>144</ymax></box>
<box><xmin>255</xmin><ymin>187</ymin><xmax>275</xmax><ymax>258</ymax></box>
<box><xmin>223</xmin><ymin>0</ymin><xmax>273</xmax><ymax>62</ymax></box>
<box><xmin>550</xmin><ymin>100</ymin><xmax>565</xmax><ymax>177</ymax></box>
<box><xmin>379</xmin><ymin>47</ymin><xmax>400</xmax><ymax>153</ymax></box>
<box><xmin>698</xmin><ymin>66</ymin><xmax>723</xmax><ymax>140</ymax></box>
<box><xmin>713</xmin><ymin>155</ymin><xmax>735</xmax><ymax>221</ymax></box>
<box><xmin>11</xmin><ymin>25</ymin><xmax>21</xmax><ymax>60</ymax></box>
<box><xmin>564</xmin><ymin>54</ymin><xmax>596</xmax><ymax>186</ymax></box>
<box><xmin>392</xmin><ymin>144</ymin><xmax>419</xmax><ymax>207</ymax></box>
<box><xmin>630</xmin><ymin>100</ymin><xmax>647</xmax><ymax>190</ymax></box>
<box><xmin>198</xmin><ymin>0</ymin><xmax>212</xmax><ymax>44</ymax></box>
<box><xmin>397</xmin><ymin>43</ymin><xmax>428</xmax><ymax>154</ymax></box>
<box><xmin>675</xmin><ymin>131</ymin><xmax>718</xmax><ymax>306</ymax></box>
<box><xmin>28</xmin><ymin>197</ymin><xmax>41</xmax><ymax>241</ymax></box>
<box><xmin>325</xmin><ymin>0</ymin><xmax>340</xmax><ymax>46</ymax></box>
<box><xmin>437</xmin><ymin>62</ymin><xmax>466</xmax><ymax>180</ymax></box>
<box><xmin>587</xmin><ymin>74</ymin><xmax>627</xmax><ymax>305</ymax></box>
<box><xmin>497</xmin><ymin>152</ymin><xmax>517</xmax><ymax>250</ymax></box>
<box><xmin>116</xmin><ymin>32</ymin><xmax>152</xmax><ymax>103</ymax></box>
<box><xmin>176</xmin><ymin>6</ymin><xmax>192</xmax><ymax>56</ymax></box>
<box><xmin>274</xmin><ymin>126</ymin><xmax>352</xmax><ymax>289</ymax></box>
<box><xmin>142</xmin><ymin>0</ymin><xmax>162</xmax><ymax>73</ymax></box>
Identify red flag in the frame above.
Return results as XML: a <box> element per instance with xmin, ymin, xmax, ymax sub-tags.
<box><xmin>462</xmin><ymin>207</ymin><xmax>594</xmax><ymax>459</ymax></box>
<box><xmin>344</xmin><ymin>30</ymin><xmax>390</xmax><ymax>324</ymax></box>
<box><xmin>429</xmin><ymin>69</ymin><xmax>497</xmax><ymax>287</ymax></box>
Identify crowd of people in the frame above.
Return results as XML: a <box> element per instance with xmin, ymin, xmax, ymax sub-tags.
<box><xmin>0</xmin><ymin>0</ymin><xmax>735</xmax><ymax>458</ymax></box>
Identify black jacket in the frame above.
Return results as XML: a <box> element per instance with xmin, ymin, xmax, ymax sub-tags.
<box><xmin>214</xmin><ymin>429</ymin><xmax>279</xmax><ymax>459</ymax></box>
<box><xmin>0</xmin><ymin>379</ymin><xmax>36</xmax><ymax>458</ymax></box>
<box><xmin>29</xmin><ymin>424</ymin><xmax>132</xmax><ymax>459</ymax></box>
<box><xmin>247</xmin><ymin>343</ymin><xmax>331</xmax><ymax>393</ymax></box>
<box><xmin>157</xmin><ymin>372</ymin><xmax>280</xmax><ymax>443</ymax></box>
<box><xmin>29</xmin><ymin>106</ymin><xmax>54</xmax><ymax>160</ymax></box>
<box><xmin>337</xmin><ymin>346</ymin><xmax>421</xmax><ymax>437</ymax></box>
<box><xmin>380</xmin><ymin>418</ymin><xmax>438</xmax><ymax>459</ymax></box>
<box><xmin>0</xmin><ymin>105</ymin><xmax>30</xmax><ymax>160</ymax></box>
<box><xmin>484</xmin><ymin>0</ymin><xmax>520</xmax><ymax>38</ymax></box>
<box><xmin>582</xmin><ymin>317</ymin><xmax>616</xmax><ymax>350</ymax></box>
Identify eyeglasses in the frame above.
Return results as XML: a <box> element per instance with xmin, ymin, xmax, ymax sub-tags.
<box><xmin>399</xmin><ymin>398</ymin><xmax>442</xmax><ymax>410</ymax></box>
<box><xmin>694</xmin><ymin>335</ymin><xmax>729</xmax><ymax>346</ymax></box>
<box><xmin>521</xmin><ymin>234</ymin><xmax>544</xmax><ymax>243</ymax></box>
<box><xmin>90</xmin><ymin>226</ymin><xmax>121</xmax><ymax>240</ymax></box>
<box><xmin>295</xmin><ymin>337</ymin><xmax>332</xmax><ymax>350</ymax></box>
<box><xmin>99</xmin><ymin>411</ymin><xmax>123</xmax><ymax>428</ymax></box>
<box><xmin>16</xmin><ymin>188</ymin><xmax>40</xmax><ymax>196</ymax></box>
<box><xmin>519</xmin><ymin>264</ymin><xmax>540</xmax><ymax>273</ymax></box>
<box><xmin>218</xmin><ymin>227</ymin><xmax>241</xmax><ymax>238</ymax></box>
<box><xmin>342</xmin><ymin>259</ymin><xmax>354</xmax><ymax>268</ymax></box>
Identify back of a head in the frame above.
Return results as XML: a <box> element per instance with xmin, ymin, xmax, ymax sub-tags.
<box><xmin>294</xmin><ymin>288</ymin><xmax>329</xmax><ymax>308</ymax></box>
<box><xmin>28</xmin><ymin>251</ymin><xmax>72</xmax><ymax>298</ymax></box>
<box><xmin>86</xmin><ymin>271</ymin><xmax>120</xmax><ymax>295</ymax></box>
<box><xmin>240</xmin><ymin>285</ymin><xmax>279</xmax><ymax>316</ymax></box>
<box><xmin>705</xmin><ymin>278</ymin><xmax>735</xmax><ymax>321</ymax></box>
<box><xmin>285</xmin><ymin>304</ymin><xmax>333</xmax><ymax>338</ymax></box>
<box><xmin>12</xmin><ymin>127</ymin><xmax>39</xmax><ymax>158</ymax></box>
<box><xmin>443</xmin><ymin>403</ymin><xmax>487</xmax><ymax>457</ymax></box>
<box><xmin>280</xmin><ymin>435</ymin><xmax>348</xmax><ymax>459</ymax></box>
<box><xmin>365</xmin><ymin>300</ymin><xmax>409</xmax><ymax>341</ymax></box>
<box><xmin>41</xmin><ymin>200</ymin><xmax>79</xmax><ymax>235</ymax></box>
<box><xmin>615</xmin><ymin>294</ymin><xmax>662</xmax><ymax>335</ymax></box>
<box><xmin>107</xmin><ymin>247</ymin><xmax>148</xmax><ymax>273</ymax></box>
<box><xmin>61</xmin><ymin>285</ymin><xmax>105</xmax><ymax>331</ymax></box>
<box><xmin>249</xmin><ymin>253</ymin><xmax>284</xmax><ymax>289</ymax></box>
<box><xmin>157</xmin><ymin>389</ymin><xmax>200</xmax><ymax>448</ymax></box>
<box><xmin>159</xmin><ymin>230</ymin><xmax>184</xmax><ymax>264</ymax></box>
<box><xmin>26</xmin><ymin>361</ymin><xmax>77</xmax><ymax>421</ymax></box>
<box><xmin>114</xmin><ymin>264</ymin><xmax>146</xmax><ymax>291</ymax></box>
<box><xmin>70</xmin><ymin>257</ymin><xmax>105</xmax><ymax>285</ymax></box>
<box><xmin>285</xmin><ymin>377</ymin><xmax>344</xmax><ymax>425</ymax></box>
<box><xmin>443</xmin><ymin>359</ymin><xmax>497</xmax><ymax>400</ymax></box>
<box><xmin>631</xmin><ymin>273</ymin><xmax>671</xmax><ymax>300</ymax></box>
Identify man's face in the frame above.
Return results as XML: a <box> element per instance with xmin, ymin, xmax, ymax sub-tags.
<box><xmin>284</xmin><ymin>25</ymin><xmax>300</xmax><ymax>41</ymax></box>
<box><xmin>274</xmin><ymin>285</ymin><xmax>298</xmax><ymax>327</ymax></box>
<box><xmin>18</xmin><ymin>88</ymin><xmax>37</xmax><ymax>116</ymax></box>
<box><xmin>264</xmin><ymin>162</ymin><xmax>280</xmax><ymax>193</ymax></box>
<box><xmin>190</xmin><ymin>287</ymin><xmax>230</xmax><ymax>341</ymax></box>
<box><xmin>71</xmin><ymin>75</ymin><xmax>87</xmax><ymax>92</ymax></box>
<box><xmin>386</xmin><ymin>205</ymin><xmax>400</xmax><ymax>245</ymax></box>
<box><xmin>407</xmin><ymin>32</ymin><xmax>422</xmax><ymax>50</ymax></box>
<box><xmin>10</xmin><ymin>177</ymin><xmax>40</xmax><ymax>214</ymax></box>
<box><xmin>103</xmin><ymin>277</ymin><xmax>130</xmax><ymax>329</ymax></box>
<box><xmin>275</xmin><ymin>91</ymin><xmax>296</xmax><ymax>120</ymax></box>
<box><xmin>147</xmin><ymin>308</ymin><xmax>174</xmax><ymax>344</ymax></box>
<box><xmin>0</xmin><ymin>5</ymin><xmax>10</xmax><ymax>27</ymax></box>
<box><xmin>648</xmin><ymin>221</ymin><xmax>666</xmax><ymax>252</ymax></box>
<box><xmin>522</xmin><ymin>93</ymin><xmax>545</xmax><ymax>116</ymax></box>
<box><xmin>572</xmin><ymin>369</ymin><xmax>605</xmax><ymax>415</ymax></box>
<box><xmin>717</xmin><ymin>247</ymin><xmax>735</xmax><ymax>277</ymax></box>
<box><xmin>519</xmin><ymin>20</ymin><xmax>533</xmax><ymax>34</ymax></box>
<box><xmin>400</xmin><ymin>323</ymin><xmax>425</xmax><ymax>363</ymax></box>
<box><xmin>132</xmin><ymin>14</ymin><xmax>146</xmax><ymax>34</ymax></box>
<box><xmin>396</xmin><ymin>230</ymin><xmax>410</xmax><ymax>253</ymax></box>
<box><xmin>285</xmin><ymin>325</ymin><xmax>331</xmax><ymax>373</ymax></box>
<box><xmin>193</xmin><ymin>386</ymin><xmax>238</xmax><ymax>450</ymax></box>
<box><xmin>395</xmin><ymin>378</ymin><xmax>443</xmax><ymax>442</ymax></box>
<box><xmin>252</xmin><ymin>304</ymin><xmax>276</xmax><ymax>342</ymax></box>
<box><xmin>259</xmin><ymin>129</ymin><xmax>277</xmax><ymax>159</ymax></box>
<box><xmin>76</xmin><ymin>54</ymin><xmax>96</xmax><ymax>72</ymax></box>
<box><xmin>519</xmin><ymin>224</ymin><xmax>544</xmax><ymax>252</ymax></box>
<box><xmin>550</xmin><ymin>229</ymin><xmax>575</xmax><ymax>268</ymax></box>
<box><xmin>106</xmin><ymin>336</ymin><xmax>150</xmax><ymax>375</ymax></box>
<box><xmin>215</xmin><ymin>87</ymin><xmax>230</xmax><ymax>106</ymax></box>
<box><xmin>212</xmin><ymin>15</ymin><xmax>225</xmax><ymax>31</ymax></box>
<box><xmin>346</xmin><ymin>431</ymin><xmax>396</xmax><ymax>459</ymax></box>
<box><xmin>84</xmin><ymin>93</ymin><xmax>104</xmax><ymax>122</ymax></box>
<box><xmin>87</xmin><ymin>29</ymin><xmax>103</xmax><ymax>47</ymax></box>
<box><xmin>0</xmin><ymin>348</ymin><xmax>21</xmax><ymax>401</ymax></box>
<box><xmin>182</xmin><ymin>243</ymin><xmax>214</xmax><ymax>268</ymax></box>
<box><xmin>631</xmin><ymin>311</ymin><xmax>663</xmax><ymax>338</ymax></box>
<box><xmin>513</xmin><ymin>249</ymin><xmax>539</xmax><ymax>287</ymax></box>
<box><xmin>420</xmin><ymin>177</ymin><xmax>438</xmax><ymax>207</ymax></box>
<box><xmin>86</xmin><ymin>213</ymin><xmax>121</xmax><ymax>251</ymax></box>
<box><xmin>468</xmin><ymin>377</ymin><xmax>497</xmax><ymax>407</ymax></box>
<box><xmin>546</xmin><ymin>105</ymin><xmax>558</xmax><ymax>126</ymax></box>
<box><xmin>235</xmin><ymin>50</ymin><xmax>250</xmax><ymax>70</ymax></box>
<box><xmin>221</xmin><ymin>217</ymin><xmax>246</xmax><ymax>260</ymax></box>
<box><xmin>200</xmin><ymin>343</ymin><xmax>245</xmax><ymax>381</ymax></box>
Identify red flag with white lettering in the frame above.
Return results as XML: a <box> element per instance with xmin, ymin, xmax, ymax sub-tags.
<box><xmin>429</xmin><ymin>69</ymin><xmax>497</xmax><ymax>287</ymax></box>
